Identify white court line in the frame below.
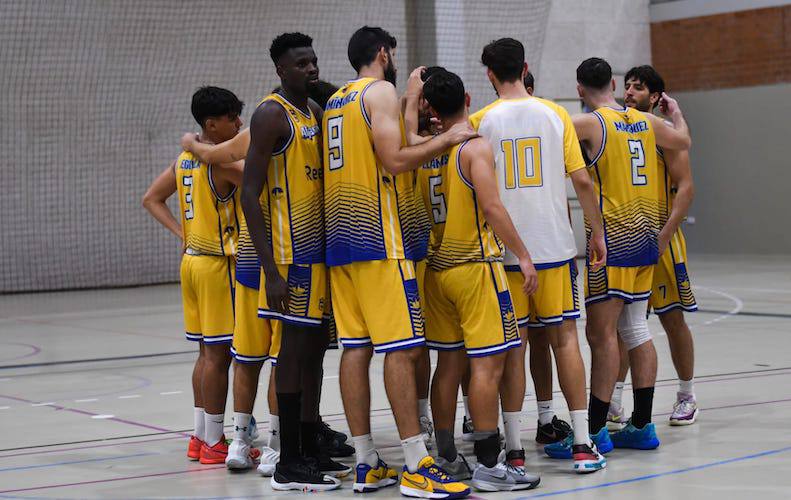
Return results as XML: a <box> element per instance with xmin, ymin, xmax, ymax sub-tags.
<box><xmin>74</xmin><ymin>398</ymin><xmax>98</xmax><ymax>403</ymax></box>
<box><xmin>118</xmin><ymin>394</ymin><xmax>141</xmax><ymax>399</ymax></box>
<box><xmin>159</xmin><ymin>391</ymin><xmax>182</xmax><ymax>395</ymax></box>
<box><xmin>697</xmin><ymin>285</ymin><xmax>791</xmax><ymax>294</ymax></box>
<box><xmin>0</xmin><ymin>406</ymin><xmax>9</xmax><ymax>410</ymax></box>
<box><xmin>323</xmin><ymin>375</ymin><xmax>339</xmax><ymax>380</ymax></box>
<box><xmin>91</xmin><ymin>414</ymin><xmax>115</xmax><ymax>419</ymax></box>
<box><xmin>31</xmin><ymin>402</ymin><xmax>55</xmax><ymax>407</ymax></box>
<box><xmin>0</xmin><ymin>378</ymin><xmax>10</xmax><ymax>382</ymax></box>
<box><xmin>696</xmin><ymin>286</ymin><xmax>744</xmax><ymax>326</ymax></box>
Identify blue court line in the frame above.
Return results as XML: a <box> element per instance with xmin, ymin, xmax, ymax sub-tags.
<box><xmin>0</xmin><ymin>452</ymin><xmax>154</xmax><ymax>473</ymax></box>
<box><xmin>515</xmin><ymin>444</ymin><xmax>791</xmax><ymax>498</ymax></box>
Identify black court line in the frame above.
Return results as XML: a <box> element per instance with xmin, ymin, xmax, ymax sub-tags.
<box><xmin>0</xmin><ymin>351</ymin><xmax>195</xmax><ymax>370</ymax></box>
<box><xmin>3</xmin><ymin>364</ymin><xmax>791</xmax><ymax>454</ymax></box>
<box><xmin>697</xmin><ymin>308</ymin><xmax>791</xmax><ymax>320</ymax></box>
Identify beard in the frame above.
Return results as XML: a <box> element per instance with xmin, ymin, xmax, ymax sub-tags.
<box><xmin>384</xmin><ymin>58</ymin><xmax>397</xmax><ymax>87</ymax></box>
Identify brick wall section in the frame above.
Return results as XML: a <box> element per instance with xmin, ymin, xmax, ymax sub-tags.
<box><xmin>651</xmin><ymin>5</ymin><xmax>791</xmax><ymax>91</ymax></box>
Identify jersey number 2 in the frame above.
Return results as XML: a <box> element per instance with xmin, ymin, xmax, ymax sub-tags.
<box><xmin>327</xmin><ymin>116</ymin><xmax>344</xmax><ymax>170</ymax></box>
<box><xmin>629</xmin><ymin>139</ymin><xmax>647</xmax><ymax>186</ymax></box>
<box><xmin>183</xmin><ymin>175</ymin><xmax>194</xmax><ymax>220</ymax></box>
<box><xmin>501</xmin><ymin>137</ymin><xmax>542</xmax><ymax>189</ymax></box>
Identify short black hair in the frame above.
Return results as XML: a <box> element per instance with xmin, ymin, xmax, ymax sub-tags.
<box><xmin>524</xmin><ymin>71</ymin><xmax>534</xmax><ymax>90</ymax></box>
<box><xmin>421</xmin><ymin>66</ymin><xmax>446</xmax><ymax>82</ymax></box>
<box><xmin>625</xmin><ymin>65</ymin><xmax>665</xmax><ymax>96</ymax></box>
<box><xmin>191</xmin><ymin>86</ymin><xmax>244</xmax><ymax>127</ymax></box>
<box><xmin>481</xmin><ymin>38</ymin><xmax>525</xmax><ymax>83</ymax></box>
<box><xmin>347</xmin><ymin>26</ymin><xmax>397</xmax><ymax>72</ymax></box>
<box><xmin>423</xmin><ymin>69</ymin><xmax>465</xmax><ymax>118</ymax></box>
<box><xmin>308</xmin><ymin>80</ymin><xmax>340</xmax><ymax>108</ymax></box>
<box><xmin>576</xmin><ymin>57</ymin><xmax>612</xmax><ymax>89</ymax></box>
<box><xmin>270</xmin><ymin>32</ymin><xmax>313</xmax><ymax>64</ymax></box>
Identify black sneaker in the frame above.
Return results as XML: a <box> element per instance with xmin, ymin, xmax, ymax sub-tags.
<box><xmin>318</xmin><ymin>418</ymin><xmax>348</xmax><ymax>443</ymax></box>
<box><xmin>462</xmin><ymin>416</ymin><xmax>475</xmax><ymax>442</ymax></box>
<box><xmin>536</xmin><ymin>416</ymin><xmax>572</xmax><ymax>444</ymax></box>
<box><xmin>270</xmin><ymin>461</ymin><xmax>341</xmax><ymax>492</ymax></box>
<box><xmin>305</xmin><ymin>454</ymin><xmax>353</xmax><ymax>478</ymax></box>
<box><xmin>317</xmin><ymin>419</ymin><xmax>354</xmax><ymax>458</ymax></box>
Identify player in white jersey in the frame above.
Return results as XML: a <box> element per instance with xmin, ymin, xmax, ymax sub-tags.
<box><xmin>469</xmin><ymin>38</ymin><xmax>607</xmax><ymax>473</ymax></box>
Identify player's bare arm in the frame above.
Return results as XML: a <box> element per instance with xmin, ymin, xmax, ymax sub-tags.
<box><xmin>464</xmin><ymin>137</ymin><xmax>538</xmax><ymax>295</ymax></box>
<box><xmin>647</xmin><ymin>93</ymin><xmax>691</xmax><ymax>150</ymax></box>
<box><xmin>402</xmin><ymin>66</ymin><xmax>432</xmax><ymax>146</ymax></box>
<box><xmin>142</xmin><ymin>161</ymin><xmax>181</xmax><ymax>241</ymax></box>
<box><xmin>658</xmin><ymin>148</ymin><xmax>695</xmax><ymax>254</ymax></box>
<box><xmin>243</xmin><ymin>102</ymin><xmax>290</xmax><ymax>313</ymax></box>
<box><xmin>569</xmin><ymin>168</ymin><xmax>607</xmax><ymax>270</ymax></box>
<box><xmin>181</xmin><ymin>128</ymin><xmax>251</xmax><ymax>165</ymax></box>
<box><xmin>212</xmin><ymin>159</ymin><xmax>245</xmax><ymax>188</ymax></box>
<box><xmin>366</xmin><ymin>80</ymin><xmax>476</xmax><ymax>174</ymax></box>
<box><xmin>572</xmin><ymin>113</ymin><xmax>604</xmax><ymax>161</ymax></box>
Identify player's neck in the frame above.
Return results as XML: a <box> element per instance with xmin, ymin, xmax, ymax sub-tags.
<box><xmin>197</xmin><ymin>131</ymin><xmax>215</xmax><ymax>145</ymax></box>
<box><xmin>587</xmin><ymin>93</ymin><xmax>620</xmax><ymax>111</ymax></box>
<box><xmin>357</xmin><ymin>65</ymin><xmax>384</xmax><ymax>81</ymax></box>
<box><xmin>277</xmin><ymin>87</ymin><xmax>309</xmax><ymax>113</ymax></box>
<box><xmin>439</xmin><ymin>111</ymin><xmax>467</xmax><ymax>133</ymax></box>
<box><xmin>496</xmin><ymin>81</ymin><xmax>530</xmax><ymax>100</ymax></box>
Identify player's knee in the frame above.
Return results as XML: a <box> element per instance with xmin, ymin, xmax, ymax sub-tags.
<box><xmin>618</xmin><ymin>301</ymin><xmax>652</xmax><ymax>351</ymax></box>
<box><xmin>527</xmin><ymin>327</ymin><xmax>550</xmax><ymax>349</ymax></box>
<box><xmin>659</xmin><ymin>309</ymin><xmax>687</xmax><ymax>335</ymax></box>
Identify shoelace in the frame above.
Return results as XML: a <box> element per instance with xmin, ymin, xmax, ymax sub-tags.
<box><xmin>553</xmin><ymin>418</ymin><xmax>572</xmax><ymax>435</ymax></box>
<box><xmin>427</xmin><ymin>465</ymin><xmax>451</xmax><ymax>481</ymax></box>
<box><xmin>674</xmin><ymin>399</ymin><xmax>695</xmax><ymax>414</ymax></box>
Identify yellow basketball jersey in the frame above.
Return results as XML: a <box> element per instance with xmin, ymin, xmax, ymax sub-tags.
<box><xmin>416</xmin><ymin>152</ymin><xmax>448</xmax><ymax>263</ymax></box>
<box><xmin>258</xmin><ymin>93</ymin><xmax>324</xmax><ymax>265</ymax></box>
<box><xmin>587</xmin><ymin>106</ymin><xmax>665</xmax><ymax>267</ymax></box>
<box><xmin>175</xmin><ymin>151</ymin><xmax>239</xmax><ymax>256</ymax></box>
<box><xmin>323</xmin><ymin>77</ymin><xmax>424</xmax><ymax>266</ymax></box>
<box><xmin>426</xmin><ymin>141</ymin><xmax>503</xmax><ymax>271</ymax></box>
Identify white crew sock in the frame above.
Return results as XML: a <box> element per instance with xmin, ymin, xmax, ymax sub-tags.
<box><xmin>612</xmin><ymin>381</ymin><xmax>625</xmax><ymax>409</ymax></box>
<box><xmin>401</xmin><ymin>434</ymin><xmax>429</xmax><ymax>473</ymax></box>
<box><xmin>463</xmin><ymin>396</ymin><xmax>471</xmax><ymax>419</ymax></box>
<box><xmin>418</xmin><ymin>398</ymin><xmax>430</xmax><ymax>420</ymax></box>
<box><xmin>502</xmin><ymin>411</ymin><xmax>522</xmax><ymax>452</ymax></box>
<box><xmin>233</xmin><ymin>412</ymin><xmax>252</xmax><ymax>443</ymax></box>
<box><xmin>537</xmin><ymin>400</ymin><xmax>554</xmax><ymax>425</ymax></box>
<box><xmin>352</xmin><ymin>433</ymin><xmax>378</xmax><ymax>467</ymax></box>
<box><xmin>679</xmin><ymin>379</ymin><xmax>695</xmax><ymax>398</ymax></box>
<box><xmin>268</xmin><ymin>414</ymin><xmax>280</xmax><ymax>451</ymax></box>
<box><xmin>193</xmin><ymin>407</ymin><xmax>205</xmax><ymax>441</ymax></box>
<box><xmin>570</xmin><ymin>410</ymin><xmax>591</xmax><ymax>445</ymax></box>
<box><xmin>204</xmin><ymin>412</ymin><xmax>225</xmax><ymax>446</ymax></box>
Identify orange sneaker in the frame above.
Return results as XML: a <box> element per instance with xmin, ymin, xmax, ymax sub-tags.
<box><xmin>200</xmin><ymin>436</ymin><xmax>229</xmax><ymax>464</ymax></box>
<box><xmin>187</xmin><ymin>435</ymin><xmax>204</xmax><ymax>461</ymax></box>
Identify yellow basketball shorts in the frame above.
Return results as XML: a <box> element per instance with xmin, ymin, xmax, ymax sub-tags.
<box><xmin>506</xmin><ymin>259</ymin><xmax>581</xmax><ymax>328</ymax></box>
<box><xmin>649</xmin><ymin>229</ymin><xmax>697</xmax><ymax>314</ymax></box>
<box><xmin>331</xmin><ymin>259</ymin><xmax>425</xmax><ymax>353</ymax></box>
<box><xmin>258</xmin><ymin>263</ymin><xmax>327</xmax><ymax>327</ymax></box>
<box><xmin>231</xmin><ymin>282</ymin><xmax>275</xmax><ymax>363</ymax></box>
<box><xmin>585</xmin><ymin>264</ymin><xmax>654</xmax><ymax>305</ymax></box>
<box><xmin>180</xmin><ymin>254</ymin><xmax>235</xmax><ymax>344</ymax></box>
<box><xmin>425</xmin><ymin>261</ymin><xmax>520</xmax><ymax>357</ymax></box>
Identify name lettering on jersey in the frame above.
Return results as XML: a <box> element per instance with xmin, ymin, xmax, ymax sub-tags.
<box><xmin>325</xmin><ymin>91</ymin><xmax>359</xmax><ymax>110</ymax></box>
<box><xmin>422</xmin><ymin>154</ymin><xmax>449</xmax><ymax>170</ymax></box>
<box><xmin>180</xmin><ymin>159</ymin><xmax>200</xmax><ymax>170</ymax></box>
<box><xmin>301</xmin><ymin>125</ymin><xmax>320</xmax><ymax>140</ymax></box>
<box><xmin>614</xmin><ymin>120</ymin><xmax>648</xmax><ymax>134</ymax></box>
<box><xmin>304</xmin><ymin>165</ymin><xmax>323</xmax><ymax>181</ymax></box>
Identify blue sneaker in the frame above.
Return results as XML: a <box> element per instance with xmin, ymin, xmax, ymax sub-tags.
<box><xmin>611</xmin><ymin>422</ymin><xmax>660</xmax><ymax>450</ymax></box>
<box><xmin>544</xmin><ymin>427</ymin><xmax>613</xmax><ymax>459</ymax></box>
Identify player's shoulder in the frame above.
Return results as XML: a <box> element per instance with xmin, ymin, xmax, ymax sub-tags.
<box><xmin>469</xmin><ymin>99</ymin><xmax>502</xmax><ymax>128</ymax></box>
<box><xmin>532</xmin><ymin>97</ymin><xmax>570</xmax><ymax>118</ymax></box>
<box><xmin>458</xmin><ymin>136</ymin><xmax>491</xmax><ymax>159</ymax></box>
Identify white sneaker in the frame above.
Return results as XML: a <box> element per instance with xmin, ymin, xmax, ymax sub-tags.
<box><xmin>607</xmin><ymin>404</ymin><xmax>627</xmax><ymax>432</ymax></box>
<box><xmin>419</xmin><ymin>415</ymin><xmax>434</xmax><ymax>449</ymax></box>
<box><xmin>256</xmin><ymin>446</ymin><xmax>279</xmax><ymax>476</ymax></box>
<box><xmin>225</xmin><ymin>439</ymin><xmax>258</xmax><ymax>470</ymax></box>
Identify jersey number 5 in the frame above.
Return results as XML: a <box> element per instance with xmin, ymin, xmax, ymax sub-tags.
<box><xmin>428</xmin><ymin>175</ymin><xmax>447</xmax><ymax>224</ymax></box>
<box><xmin>327</xmin><ymin>116</ymin><xmax>344</xmax><ymax>170</ymax></box>
<box><xmin>182</xmin><ymin>175</ymin><xmax>194</xmax><ymax>220</ymax></box>
<box><xmin>501</xmin><ymin>137</ymin><xmax>542</xmax><ymax>189</ymax></box>
<box><xmin>629</xmin><ymin>139</ymin><xmax>647</xmax><ymax>186</ymax></box>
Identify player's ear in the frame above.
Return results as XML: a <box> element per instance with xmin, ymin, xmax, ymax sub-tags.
<box><xmin>521</xmin><ymin>62</ymin><xmax>528</xmax><ymax>80</ymax></box>
<box><xmin>204</xmin><ymin>117</ymin><xmax>215</xmax><ymax>132</ymax></box>
<box><xmin>610</xmin><ymin>78</ymin><xmax>616</xmax><ymax>92</ymax></box>
<box><xmin>378</xmin><ymin>47</ymin><xmax>389</xmax><ymax>66</ymax></box>
<box><xmin>464</xmin><ymin>92</ymin><xmax>471</xmax><ymax>109</ymax></box>
<box><xmin>576</xmin><ymin>83</ymin><xmax>584</xmax><ymax>99</ymax></box>
<box><xmin>486</xmin><ymin>67</ymin><xmax>496</xmax><ymax>86</ymax></box>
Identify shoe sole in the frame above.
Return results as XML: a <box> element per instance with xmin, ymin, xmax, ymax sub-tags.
<box><xmin>612</xmin><ymin>439</ymin><xmax>660</xmax><ymax>450</ymax></box>
<box><xmin>461</xmin><ymin>433</ymin><xmax>475</xmax><ymax>442</ymax></box>
<box><xmin>669</xmin><ymin>409</ymin><xmax>699</xmax><ymax>426</ymax></box>
<box><xmin>199</xmin><ymin>457</ymin><xmax>226</xmax><ymax>465</ymax></box>
<box><xmin>399</xmin><ymin>485</ymin><xmax>471</xmax><ymax>499</ymax></box>
<box><xmin>606</xmin><ymin>421</ymin><xmax>627</xmax><ymax>432</ymax></box>
<box><xmin>257</xmin><ymin>464</ymin><xmax>276</xmax><ymax>476</ymax></box>
<box><xmin>472</xmin><ymin>478</ymin><xmax>540</xmax><ymax>492</ymax></box>
<box><xmin>574</xmin><ymin>459</ymin><xmax>607</xmax><ymax>473</ymax></box>
<box><xmin>322</xmin><ymin>467</ymin><xmax>352</xmax><ymax>479</ymax></box>
<box><xmin>353</xmin><ymin>478</ymin><xmax>397</xmax><ymax>493</ymax></box>
<box><xmin>225</xmin><ymin>457</ymin><xmax>253</xmax><ymax>470</ymax></box>
<box><xmin>270</xmin><ymin>477</ymin><xmax>340</xmax><ymax>492</ymax></box>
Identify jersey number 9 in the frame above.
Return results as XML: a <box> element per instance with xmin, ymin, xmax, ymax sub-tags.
<box><xmin>327</xmin><ymin>116</ymin><xmax>344</xmax><ymax>170</ymax></box>
<box><xmin>501</xmin><ymin>137</ymin><xmax>543</xmax><ymax>189</ymax></box>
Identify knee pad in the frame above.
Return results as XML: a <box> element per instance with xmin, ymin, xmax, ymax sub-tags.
<box><xmin>617</xmin><ymin>301</ymin><xmax>652</xmax><ymax>351</ymax></box>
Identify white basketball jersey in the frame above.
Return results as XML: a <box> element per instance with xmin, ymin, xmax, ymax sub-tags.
<box><xmin>469</xmin><ymin>97</ymin><xmax>586</xmax><ymax>265</ymax></box>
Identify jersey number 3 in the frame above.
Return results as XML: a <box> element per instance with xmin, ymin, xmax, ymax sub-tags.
<box><xmin>182</xmin><ymin>175</ymin><xmax>194</xmax><ymax>220</ymax></box>
<box><xmin>327</xmin><ymin>116</ymin><xmax>344</xmax><ymax>170</ymax></box>
<box><xmin>501</xmin><ymin>137</ymin><xmax>542</xmax><ymax>189</ymax></box>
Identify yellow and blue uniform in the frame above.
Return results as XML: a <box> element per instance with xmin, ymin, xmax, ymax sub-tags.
<box><xmin>649</xmin><ymin>148</ymin><xmax>697</xmax><ymax>313</ymax></box>
<box><xmin>584</xmin><ymin>106</ymin><xmax>665</xmax><ymax>304</ymax></box>
<box><xmin>323</xmin><ymin>78</ymin><xmax>425</xmax><ymax>352</ymax></box>
<box><xmin>175</xmin><ymin>150</ymin><xmax>240</xmax><ymax>344</ymax></box>
<box><xmin>420</xmin><ymin>141</ymin><xmax>520</xmax><ymax>356</ymax></box>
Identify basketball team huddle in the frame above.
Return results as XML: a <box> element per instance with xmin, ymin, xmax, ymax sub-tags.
<box><xmin>143</xmin><ymin>25</ymin><xmax>699</xmax><ymax>497</ymax></box>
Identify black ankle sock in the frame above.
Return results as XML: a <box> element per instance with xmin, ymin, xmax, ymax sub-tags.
<box><xmin>277</xmin><ymin>392</ymin><xmax>302</xmax><ymax>464</ymax></box>
<box><xmin>632</xmin><ymin>387</ymin><xmax>655</xmax><ymax>429</ymax></box>
<box><xmin>301</xmin><ymin>420</ymin><xmax>320</xmax><ymax>459</ymax></box>
<box><xmin>473</xmin><ymin>431</ymin><xmax>501</xmax><ymax>468</ymax></box>
<box><xmin>589</xmin><ymin>394</ymin><xmax>610</xmax><ymax>434</ymax></box>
